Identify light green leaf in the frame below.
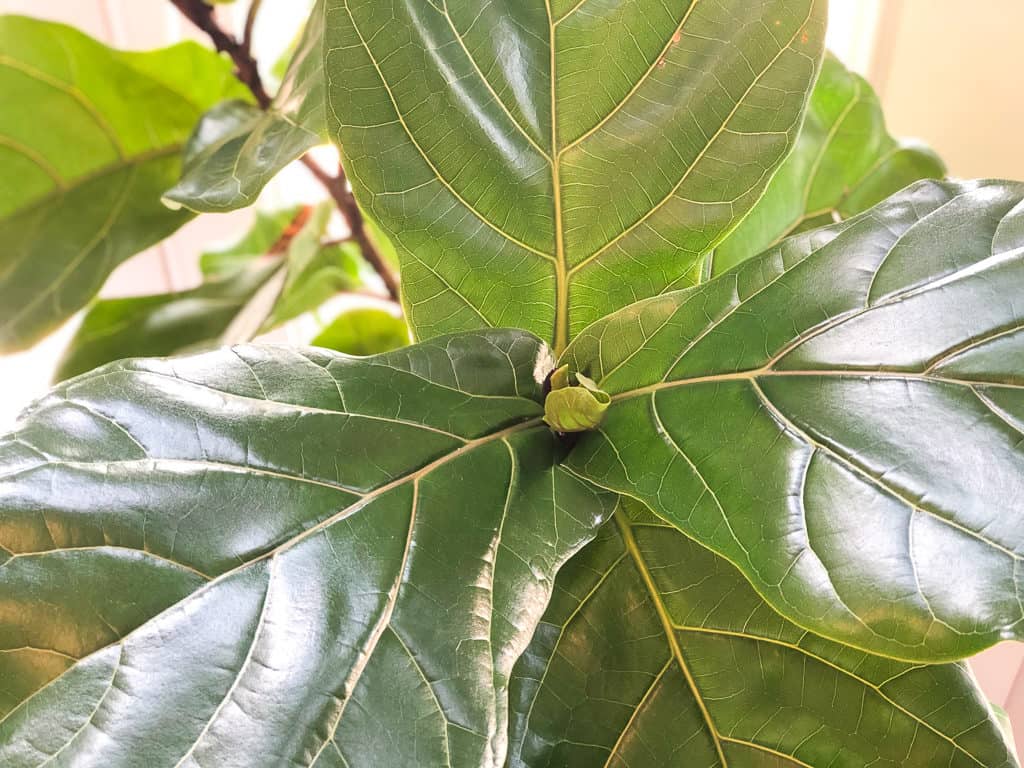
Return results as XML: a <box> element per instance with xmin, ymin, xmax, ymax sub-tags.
<box><xmin>0</xmin><ymin>15</ymin><xmax>249</xmax><ymax>352</ymax></box>
<box><xmin>509</xmin><ymin>499</ymin><xmax>1018</xmax><ymax>768</ymax></box>
<box><xmin>325</xmin><ymin>0</ymin><xmax>826</xmax><ymax>352</ymax></box>
<box><xmin>543</xmin><ymin>372</ymin><xmax>610</xmax><ymax>433</ymax></box>
<box><xmin>562</xmin><ymin>179</ymin><xmax>1024</xmax><ymax>662</ymax></box>
<box><xmin>200</xmin><ymin>206</ymin><xmax>304</xmax><ymax>279</ymax></box>
<box><xmin>311</xmin><ymin>306</ymin><xmax>409</xmax><ymax>356</ymax></box>
<box><xmin>53</xmin><ymin>262</ymin><xmax>280</xmax><ymax>382</ymax></box>
<box><xmin>56</xmin><ymin>205</ymin><xmax>372</xmax><ymax>379</ymax></box>
<box><xmin>163</xmin><ymin>2</ymin><xmax>326</xmax><ymax>213</ymax></box>
<box><xmin>0</xmin><ymin>329</ymin><xmax>615</xmax><ymax>766</ymax></box>
<box><xmin>269</xmin><ymin>203</ymin><xmax>366</xmax><ymax>327</ymax></box>
<box><xmin>710</xmin><ymin>53</ymin><xmax>946</xmax><ymax>276</ymax></box>
<box><xmin>270</xmin><ymin>240</ymin><xmax>364</xmax><ymax>325</ymax></box>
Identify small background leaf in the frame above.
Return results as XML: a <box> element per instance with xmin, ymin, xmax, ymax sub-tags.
<box><xmin>200</xmin><ymin>206</ymin><xmax>304</xmax><ymax>278</ymax></box>
<box><xmin>53</xmin><ymin>262</ymin><xmax>280</xmax><ymax>381</ymax></box>
<box><xmin>54</xmin><ymin>204</ymin><xmax>372</xmax><ymax>380</ymax></box>
<box><xmin>163</xmin><ymin>1</ymin><xmax>326</xmax><ymax>212</ymax></box>
<box><xmin>311</xmin><ymin>306</ymin><xmax>409</xmax><ymax>355</ymax></box>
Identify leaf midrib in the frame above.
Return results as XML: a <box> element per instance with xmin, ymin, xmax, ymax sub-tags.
<box><xmin>611</xmin><ymin>367</ymin><xmax>1024</xmax><ymax>403</ymax></box>
<box><xmin>546</xmin><ymin>0</ymin><xmax>568</xmax><ymax>355</ymax></box>
<box><xmin>613</xmin><ymin>509</ymin><xmax>730</xmax><ymax>767</ymax></box>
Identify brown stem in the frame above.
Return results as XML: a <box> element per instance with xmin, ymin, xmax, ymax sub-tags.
<box><xmin>299</xmin><ymin>157</ymin><xmax>401</xmax><ymax>301</ymax></box>
<box><xmin>168</xmin><ymin>0</ymin><xmax>400</xmax><ymax>302</ymax></box>
<box><xmin>168</xmin><ymin>0</ymin><xmax>270</xmax><ymax>108</ymax></box>
<box><xmin>268</xmin><ymin>204</ymin><xmax>314</xmax><ymax>255</ymax></box>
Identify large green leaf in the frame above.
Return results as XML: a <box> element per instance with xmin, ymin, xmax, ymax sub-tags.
<box><xmin>709</xmin><ymin>53</ymin><xmax>946</xmax><ymax>276</ymax></box>
<box><xmin>325</xmin><ymin>0</ymin><xmax>826</xmax><ymax>352</ymax></box>
<box><xmin>0</xmin><ymin>15</ymin><xmax>248</xmax><ymax>352</ymax></box>
<box><xmin>163</xmin><ymin>2</ymin><xmax>326</xmax><ymax>213</ymax></box>
<box><xmin>561</xmin><ymin>179</ymin><xmax>1024</xmax><ymax>662</ymax></box>
<box><xmin>509</xmin><ymin>500</ymin><xmax>1018</xmax><ymax>768</ymax></box>
<box><xmin>0</xmin><ymin>329</ymin><xmax>615</xmax><ymax>766</ymax></box>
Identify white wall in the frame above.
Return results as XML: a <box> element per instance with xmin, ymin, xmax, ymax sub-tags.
<box><xmin>870</xmin><ymin>0</ymin><xmax>1024</xmax><ymax>180</ymax></box>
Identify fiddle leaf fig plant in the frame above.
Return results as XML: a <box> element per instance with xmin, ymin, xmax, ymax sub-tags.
<box><xmin>1</xmin><ymin>1</ymin><xmax>1022</xmax><ymax>767</ymax></box>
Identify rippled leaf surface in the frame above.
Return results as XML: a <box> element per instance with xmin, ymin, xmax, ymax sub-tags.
<box><xmin>326</xmin><ymin>0</ymin><xmax>825</xmax><ymax>351</ymax></box>
<box><xmin>164</xmin><ymin>3</ymin><xmax>326</xmax><ymax>213</ymax></box>
<box><xmin>509</xmin><ymin>500</ymin><xmax>1017</xmax><ymax>768</ymax></box>
<box><xmin>0</xmin><ymin>330</ymin><xmax>614</xmax><ymax>767</ymax></box>
<box><xmin>710</xmin><ymin>53</ymin><xmax>946</xmax><ymax>276</ymax></box>
<box><xmin>563</xmin><ymin>179</ymin><xmax>1024</xmax><ymax>661</ymax></box>
<box><xmin>0</xmin><ymin>15</ymin><xmax>248</xmax><ymax>351</ymax></box>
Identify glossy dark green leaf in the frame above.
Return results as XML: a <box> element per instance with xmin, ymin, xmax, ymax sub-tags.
<box><xmin>311</xmin><ymin>306</ymin><xmax>409</xmax><ymax>356</ymax></box>
<box><xmin>163</xmin><ymin>3</ymin><xmax>326</xmax><ymax>213</ymax></box>
<box><xmin>325</xmin><ymin>0</ymin><xmax>826</xmax><ymax>351</ymax></box>
<box><xmin>0</xmin><ymin>329</ymin><xmax>615</xmax><ymax>766</ymax></box>
<box><xmin>0</xmin><ymin>15</ymin><xmax>248</xmax><ymax>352</ymax></box>
<box><xmin>710</xmin><ymin>53</ymin><xmax>946</xmax><ymax>276</ymax></box>
<box><xmin>509</xmin><ymin>500</ymin><xmax>1018</xmax><ymax>768</ymax></box>
<box><xmin>562</xmin><ymin>179</ymin><xmax>1024</xmax><ymax>661</ymax></box>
